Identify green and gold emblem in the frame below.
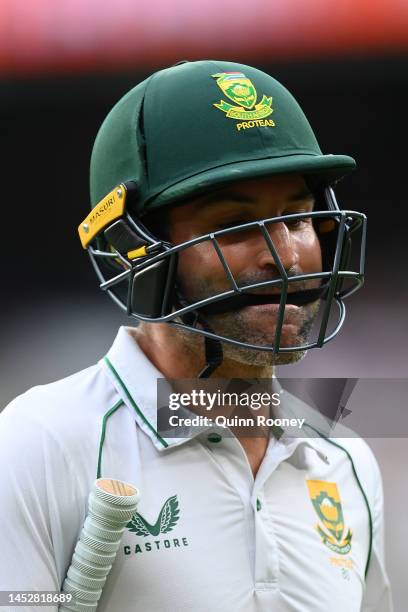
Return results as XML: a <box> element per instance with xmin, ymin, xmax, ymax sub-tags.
<box><xmin>306</xmin><ymin>480</ymin><xmax>353</xmax><ymax>555</ymax></box>
<box><xmin>212</xmin><ymin>72</ymin><xmax>274</xmax><ymax>124</ymax></box>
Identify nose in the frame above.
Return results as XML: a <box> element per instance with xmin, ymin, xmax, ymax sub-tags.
<box><xmin>256</xmin><ymin>221</ymin><xmax>299</xmax><ymax>273</ymax></box>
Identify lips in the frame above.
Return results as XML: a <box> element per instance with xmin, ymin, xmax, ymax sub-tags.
<box><xmin>245</xmin><ymin>291</ymin><xmax>298</xmax><ymax>304</ymax></box>
<box><xmin>201</xmin><ymin>287</ymin><xmax>323</xmax><ymax>315</ymax></box>
<box><xmin>244</xmin><ymin>285</ymin><xmax>315</xmax><ymax>305</ymax></box>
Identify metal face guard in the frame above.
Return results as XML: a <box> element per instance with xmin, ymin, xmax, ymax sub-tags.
<box><xmin>82</xmin><ymin>185</ymin><xmax>366</xmax><ymax>354</ymax></box>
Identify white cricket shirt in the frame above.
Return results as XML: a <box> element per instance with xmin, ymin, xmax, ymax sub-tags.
<box><xmin>0</xmin><ymin>326</ymin><xmax>392</xmax><ymax>611</ymax></box>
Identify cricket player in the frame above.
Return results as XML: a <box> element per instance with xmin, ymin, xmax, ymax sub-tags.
<box><xmin>0</xmin><ymin>61</ymin><xmax>392</xmax><ymax>611</ymax></box>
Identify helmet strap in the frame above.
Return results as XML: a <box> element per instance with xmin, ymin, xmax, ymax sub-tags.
<box><xmin>197</xmin><ymin>322</ymin><xmax>224</xmax><ymax>379</ymax></box>
<box><xmin>175</xmin><ymin>291</ymin><xmax>224</xmax><ymax>378</ymax></box>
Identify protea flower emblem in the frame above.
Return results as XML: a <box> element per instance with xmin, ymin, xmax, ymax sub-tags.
<box><xmin>212</xmin><ymin>72</ymin><xmax>273</xmax><ymax>122</ymax></box>
<box><xmin>213</xmin><ymin>72</ymin><xmax>257</xmax><ymax>109</ymax></box>
<box><xmin>306</xmin><ymin>480</ymin><xmax>353</xmax><ymax>555</ymax></box>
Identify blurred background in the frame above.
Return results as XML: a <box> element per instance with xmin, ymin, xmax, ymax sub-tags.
<box><xmin>1</xmin><ymin>0</ymin><xmax>407</xmax><ymax>607</ymax></box>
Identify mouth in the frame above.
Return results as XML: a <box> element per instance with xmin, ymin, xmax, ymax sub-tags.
<box><xmin>201</xmin><ymin>288</ymin><xmax>319</xmax><ymax>315</ymax></box>
<box><xmin>245</xmin><ymin>291</ymin><xmax>297</xmax><ymax>304</ymax></box>
<box><xmin>243</xmin><ymin>288</ymin><xmax>311</xmax><ymax>306</ymax></box>
<box><xmin>241</xmin><ymin>297</ymin><xmax>302</xmax><ymax>316</ymax></box>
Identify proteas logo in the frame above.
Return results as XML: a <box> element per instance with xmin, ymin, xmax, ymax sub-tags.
<box><xmin>212</xmin><ymin>72</ymin><xmax>274</xmax><ymax>121</ymax></box>
<box><xmin>306</xmin><ymin>480</ymin><xmax>353</xmax><ymax>555</ymax></box>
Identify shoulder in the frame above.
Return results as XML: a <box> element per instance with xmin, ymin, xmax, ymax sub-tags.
<box><xmin>1</xmin><ymin>361</ymin><xmax>116</xmax><ymax>423</ymax></box>
<box><xmin>328</xmin><ymin>436</ymin><xmax>382</xmax><ymax>488</ymax></box>
<box><xmin>0</xmin><ymin>361</ymin><xmax>121</xmax><ymax>467</ymax></box>
<box><xmin>318</xmin><ymin>435</ymin><xmax>384</xmax><ymax>520</ymax></box>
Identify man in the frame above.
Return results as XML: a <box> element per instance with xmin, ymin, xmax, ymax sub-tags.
<box><xmin>0</xmin><ymin>61</ymin><xmax>392</xmax><ymax>611</ymax></box>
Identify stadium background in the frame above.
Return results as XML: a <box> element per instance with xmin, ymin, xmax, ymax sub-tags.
<box><xmin>1</xmin><ymin>0</ymin><xmax>407</xmax><ymax>608</ymax></box>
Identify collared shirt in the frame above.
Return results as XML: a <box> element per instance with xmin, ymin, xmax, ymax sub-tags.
<box><xmin>0</xmin><ymin>326</ymin><xmax>392</xmax><ymax>611</ymax></box>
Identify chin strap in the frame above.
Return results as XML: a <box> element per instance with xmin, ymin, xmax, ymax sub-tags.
<box><xmin>177</xmin><ymin>298</ymin><xmax>224</xmax><ymax>378</ymax></box>
<box><xmin>198</xmin><ymin>333</ymin><xmax>224</xmax><ymax>378</ymax></box>
<box><xmin>189</xmin><ymin>313</ymin><xmax>223</xmax><ymax>378</ymax></box>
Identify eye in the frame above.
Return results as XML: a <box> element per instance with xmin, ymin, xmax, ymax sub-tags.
<box><xmin>284</xmin><ymin>215</ymin><xmax>312</xmax><ymax>230</ymax></box>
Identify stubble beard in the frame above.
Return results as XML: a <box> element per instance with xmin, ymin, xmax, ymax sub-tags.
<box><xmin>175</xmin><ymin>276</ymin><xmax>321</xmax><ymax>367</ymax></box>
<box><xmin>201</xmin><ymin>299</ymin><xmax>321</xmax><ymax>366</ymax></box>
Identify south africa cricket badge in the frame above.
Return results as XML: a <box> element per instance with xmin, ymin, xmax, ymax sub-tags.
<box><xmin>212</xmin><ymin>72</ymin><xmax>275</xmax><ymax>131</ymax></box>
<box><xmin>306</xmin><ymin>480</ymin><xmax>353</xmax><ymax>555</ymax></box>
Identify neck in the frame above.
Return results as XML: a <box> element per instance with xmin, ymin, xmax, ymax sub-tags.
<box><xmin>130</xmin><ymin>323</ymin><xmax>274</xmax><ymax>379</ymax></box>
<box><xmin>131</xmin><ymin>322</ymin><xmax>273</xmax><ymax>477</ymax></box>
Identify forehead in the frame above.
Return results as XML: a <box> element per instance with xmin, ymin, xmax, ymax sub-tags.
<box><xmin>197</xmin><ymin>173</ymin><xmax>308</xmax><ymax>203</ymax></box>
<box><xmin>169</xmin><ymin>173</ymin><xmax>311</xmax><ymax>220</ymax></box>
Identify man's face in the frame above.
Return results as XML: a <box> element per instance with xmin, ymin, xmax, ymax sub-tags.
<box><xmin>168</xmin><ymin>174</ymin><xmax>323</xmax><ymax>366</ymax></box>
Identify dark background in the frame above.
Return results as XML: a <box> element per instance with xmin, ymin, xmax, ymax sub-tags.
<box><xmin>2</xmin><ymin>54</ymin><xmax>407</xmax><ymax>608</ymax></box>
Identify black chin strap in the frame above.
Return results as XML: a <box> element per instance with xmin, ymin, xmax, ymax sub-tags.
<box><xmin>177</xmin><ymin>300</ymin><xmax>224</xmax><ymax>378</ymax></box>
<box><xmin>198</xmin><ymin>335</ymin><xmax>224</xmax><ymax>378</ymax></box>
<box><xmin>194</xmin><ymin>315</ymin><xmax>223</xmax><ymax>378</ymax></box>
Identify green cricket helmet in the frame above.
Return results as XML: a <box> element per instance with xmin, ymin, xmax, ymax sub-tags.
<box><xmin>79</xmin><ymin>60</ymin><xmax>366</xmax><ymax>376</ymax></box>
